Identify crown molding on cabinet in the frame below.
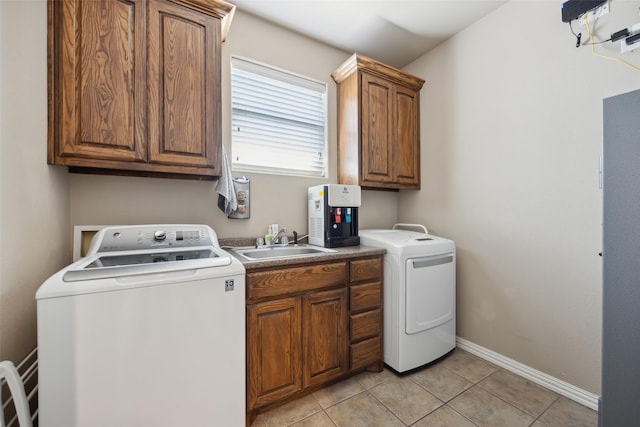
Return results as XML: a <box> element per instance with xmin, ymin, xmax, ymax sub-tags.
<box><xmin>331</xmin><ymin>53</ymin><xmax>425</xmax><ymax>91</ymax></box>
<box><xmin>169</xmin><ymin>0</ymin><xmax>236</xmax><ymax>41</ymax></box>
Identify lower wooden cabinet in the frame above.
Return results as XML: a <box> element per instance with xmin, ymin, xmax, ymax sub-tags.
<box><xmin>303</xmin><ymin>289</ymin><xmax>348</xmax><ymax>388</ymax></box>
<box><xmin>247</xmin><ymin>297</ymin><xmax>302</xmax><ymax>410</ymax></box>
<box><xmin>349</xmin><ymin>258</ymin><xmax>383</xmax><ymax>371</ymax></box>
<box><xmin>246</xmin><ymin>255</ymin><xmax>383</xmax><ymax>423</ymax></box>
<box><xmin>350</xmin><ymin>336</ymin><xmax>382</xmax><ymax>370</ymax></box>
<box><xmin>247</xmin><ymin>288</ymin><xmax>348</xmax><ymax>409</ymax></box>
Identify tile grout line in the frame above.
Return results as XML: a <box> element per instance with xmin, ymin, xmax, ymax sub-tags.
<box><xmin>357</xmin><ymin>389</ymin><xmax>409</xmax><ymax>426</ymax></box>
<box><xmin>418</xmin><ymin>357</ymin><xmax>533</xmax><ymax>426</ymax></box>
<box><xmin>527</xmin><ymin>396</ymin><xmax>560</xmax><ymax>427</ymax></box>
<box><xmin>473</xmin><ymin>368</ymin><xmax>564</xmax><ymax>421</ymax></box>
<box><xmin>434</xmin><ymin>355</ymin><xmax>548</xmax><ymax>422</ymax></box>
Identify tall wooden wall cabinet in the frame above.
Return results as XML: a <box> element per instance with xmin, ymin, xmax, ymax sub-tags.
<box><xmin>47</xmin><ymin>0</ymin><xmax>235</xmax><ymax>179</ymax></box>
<box><xmin>332</xmin><ymin>54</ymin><xmax>425</xmax><ymax>190</ymax></box>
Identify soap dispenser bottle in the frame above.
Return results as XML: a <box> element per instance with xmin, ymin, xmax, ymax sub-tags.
<box><xmin>264</xmin><ymin>224</ymin><xmax>278</xmax><ymax>245</ymax></box>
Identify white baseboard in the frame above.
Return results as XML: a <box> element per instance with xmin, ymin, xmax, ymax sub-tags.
<box><xmin>456</xmin><ymin>337</ymin><xmax>599</xmax><ymax>411</ymax></box>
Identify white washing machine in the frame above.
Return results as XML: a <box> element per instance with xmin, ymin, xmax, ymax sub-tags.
<box><xmin>36</xmin><ymin>224</ymin><xmax>246</xmax><ymax>427</ymax></box>
<box><xmin>359</xmin><ymin>224</ymin><xmax>456</xmax><ymax>372</ymax></box>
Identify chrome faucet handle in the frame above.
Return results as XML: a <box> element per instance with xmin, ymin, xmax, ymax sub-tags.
<box><xmin>273</xmin><ymin>227</ymin><xmax>288</xmax><ymax>244</ymax></box>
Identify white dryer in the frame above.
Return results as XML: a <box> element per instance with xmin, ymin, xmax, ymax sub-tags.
<box><xmin>359</xmin><ymin>224</ymin><xmax>456</xmax><ymax>372</ymax></box>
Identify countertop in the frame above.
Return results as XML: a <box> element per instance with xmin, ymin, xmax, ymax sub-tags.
<box><xmin>219</xmin><ymin>238</ymin><xmax>385</xmax><ymax>271</ymax></box>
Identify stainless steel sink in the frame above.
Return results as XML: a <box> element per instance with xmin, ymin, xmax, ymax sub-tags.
<box><xmin>232</xmin><ymin>244</ymin><xmax>336</xmax><ymax>261</ymax></box>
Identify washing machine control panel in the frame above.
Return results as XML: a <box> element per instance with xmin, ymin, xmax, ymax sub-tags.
<box><xmin>88</xmin><ymin>225</ymin><xmax>218</xmax><ymax>254</ymax></box>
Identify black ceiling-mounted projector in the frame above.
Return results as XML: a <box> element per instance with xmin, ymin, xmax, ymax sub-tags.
<box><xmin>561</xmin><ymin>0</ymin><xmax>606</xmax><ymax>23</ymax></box>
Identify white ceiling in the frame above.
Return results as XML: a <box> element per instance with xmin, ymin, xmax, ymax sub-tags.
<box><xmin>231</xmin><ymin>0</ymin><xmax>509</xmax><ymax>68</ymax></box>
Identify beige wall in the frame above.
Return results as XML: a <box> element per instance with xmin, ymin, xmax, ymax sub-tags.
<box><xmin>401</xmin><ymin>0</ymin><xmax>640</xmax><ymax>394</ymax></box>
<box><xmin>68</xmin><ymin>11</ymin><xmax>399</xmax><ymax>238</ymax></box>
<box><xmin>0</xmin><ymin>0</ymin><xmax>70</xmax><ymax>363</ymax></box>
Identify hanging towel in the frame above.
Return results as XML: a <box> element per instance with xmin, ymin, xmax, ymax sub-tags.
<box><xmin>216</xmin><ymin>145</ymin><xmax>237</xmax><ymax>215</ymax></box>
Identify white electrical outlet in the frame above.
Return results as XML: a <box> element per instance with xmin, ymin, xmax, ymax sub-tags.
<box><xmin>621</xmin><ymin>23</ymin><xmax>640</xmax><ymax>53</ymax></box>
<box><xmin>577</xmin><ymin>1</ymin><xmax>610</xmax><ymax>26</ymax></box>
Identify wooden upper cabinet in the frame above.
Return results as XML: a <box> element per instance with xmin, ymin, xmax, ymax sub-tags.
<box><xmin>147</xmin><ymin>0</ymin><xmax>219</xmax><ymax>168</ymax></box>
<box><xmin>49</xmin><ymin>0</ymin><xmax>147</xmax><ymax>163</ymax></box>
<box><xmin>48</xmin><ymin>0</ymin><xmax>235</xmax><ymax>179</ymax></box>
<box><xmin>332</xmin><ymin>54</ymin><xmax>424</xmax><ymax>190</ymax></box>
<box><xmin>361</xmin><ymin>73</ymin><xmax>392</xmax><ymax>184</ymax></box>
<box><xmin>393</xmin><ymin>84</ymin><xmax>420</xmax><ymax>185</ymax></box>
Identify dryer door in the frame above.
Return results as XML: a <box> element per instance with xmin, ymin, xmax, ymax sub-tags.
<box><xmin>405</xmin><ymin>253</ymin><xmax>455</xmax><ymax>334</ymax></box>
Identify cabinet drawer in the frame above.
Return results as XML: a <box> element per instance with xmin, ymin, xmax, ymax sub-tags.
<box><xmin>350</xmin><ymin>337</ymin><xmax>381</xmax><ymax>370</ymax></box>
<box><xmin>350</xmin><ymin>282</ymin><xmax>381</xmax><ymax>312</ymax></box>
<box><xmin>350</xmin><ymin>309</ymin><xmax>381</xmax><ymax>342</ymax></box>
<box><xmin>248</xmin><ymin>262</ymin><xmax>347</xmax><ymax>300</ymax></box>
<box><xmin>350</xmin><ymin>258</ymin><xmax>381</xmax><ymax>283</ymax></box>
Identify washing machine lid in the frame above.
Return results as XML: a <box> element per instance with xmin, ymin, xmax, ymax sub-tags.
<box><xmin>62</xmin><ymin>245</ymin><xmax>232</xmax><ymax>282</ymax></box>
<box><xmin>359</xmin><ymin>229</ymin><xmax>455</xmax><ymax>257</ymax></box>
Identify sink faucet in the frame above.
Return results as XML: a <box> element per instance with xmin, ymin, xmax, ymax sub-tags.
<box><xmin>272</xmin><ymin>227</ymin><xmax>288</xmax><ymax>245</ymax></box>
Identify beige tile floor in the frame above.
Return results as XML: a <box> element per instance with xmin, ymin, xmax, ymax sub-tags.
<box><xmin>251</xmin><ymin>349</ymin><xmax>598</xmax><ymax>427</ymax></box>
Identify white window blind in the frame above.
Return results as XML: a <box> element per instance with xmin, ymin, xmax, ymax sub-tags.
<box><xmin>231</xmin><ymin>56</ymin><xmax>327</xmax><ymax>177</ymax></box>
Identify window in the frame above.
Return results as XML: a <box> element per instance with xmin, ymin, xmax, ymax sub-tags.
<box><xmin>230</xmin><ymin>56</ymin><xmax>327</xmax><ymax>177</ymax></box>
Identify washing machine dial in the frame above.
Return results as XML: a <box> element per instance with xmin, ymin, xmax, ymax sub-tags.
<box><xmin>154</xmin><ymin>230</ymin><xmax>167</xmax><ymax>241</ymax></box>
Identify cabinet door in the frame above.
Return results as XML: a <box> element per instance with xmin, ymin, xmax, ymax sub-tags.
<box><xmin>361</xmin><ymin>73</ymin><xmax>394</xmax><ymax>185</ymax></box>
<box><xmin>393</xmin><ymin>85</ymin><xmax>420</xmax><ymax>188</ymax></box>
<box><xmin>303</xmin><ymin>288</ymin><xmax>348</xmax><ymax>387</ymax></box>
<box><xmin>50</xmin><ymin>0</ymin><xmax>146</xmax><ymax>163</ymax></box>
<box><xmin>247</xmin><ymin>298</ymin><xmax>302</xmax><ymax>410</ymax></box>
<box><xmin>147</xmin><ymin>0</ymin><xmax>221</xmax><ymax>171</ymax></box>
